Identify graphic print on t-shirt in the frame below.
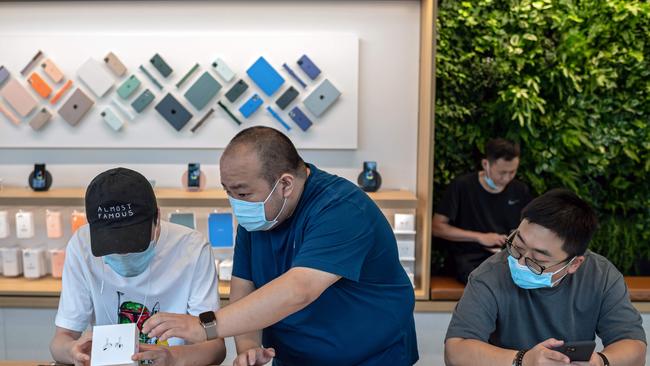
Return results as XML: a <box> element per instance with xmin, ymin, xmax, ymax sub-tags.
<box><xmin>115</xmin><ymin>291</ymin><xmax>168</xmax><ymax>346</ymax></box>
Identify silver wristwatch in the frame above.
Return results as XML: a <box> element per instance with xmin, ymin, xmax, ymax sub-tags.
<box><xmin>199</xmin><ymin>311</ymin><xmax>218</xmax><ymax>340</ymax></box>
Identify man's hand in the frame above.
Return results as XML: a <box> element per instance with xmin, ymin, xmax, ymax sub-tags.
<box><xmin>522</xmin><ymin>338</ymin><xmax>571</xmax><ymax>365</ymax></box>
<box><xmin>569</xmin><ymin>352</ymin><xmax>604</xmax><ymax>366</ymax></box>
<box><xmin>142</xmin><ymin>312</ymin><xmax>206</xmax><ymax>344</ymax></box>
<box><xmin>132</xmin><ymin>344</ymin><xmax>177</xmax><ymax>366</ymax></box>
<box><xmin>477</xmin><ymin>233</ymin><xmax>507</xmax><ymax>252</ymax></box>
<box><xmin>233</xmin><ymin>347</ymin><xmax>276</xmax><ymax>366</ymax></box>
<box><xmin>70</xmin><ymin>331</ymin><xmax>93</xmax><ymax>366</ymax></box>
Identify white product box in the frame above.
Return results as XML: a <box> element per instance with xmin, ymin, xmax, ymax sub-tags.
<box><xmin>46</xmin><ymin>210</ymin><xmax>64</xmax><ymax>239</ymax></box>
<box><xmin>23</xmin><ymin>248</ymin><xmax>47</xmax><ymax>279</ymax></box>
<box><xmin>91</xmin><ymin>323</ymin><xmax>139</xmax><ymax>366</ymax></box>
<box><xmin>394</xmin><ymin>213</ymin><xmax>415</xmax><ymax>232</ymax></box>
<box><xmin>15</xmin><ymin>211</ymin><xmax>35</xmax><ymax>239</ymax></box>
<box><xmin>0</xmin><ymin>210</ymin><xmax>9</xmax><ymax>238</ymax></box>
<box><xmin>50</xmin><ymin>249</ymin><xmax>66</xmax><ymax>278</ymax></box>
<box><xmin>1</xmin><ymin>247</ymin><xmax>23</xmax><ymax>276</ymax></box>
<box><xmin>396</xmin><ymin>240</ymin><xmax>416</xmax><ymax>260</ymax></box>
<box><xmin>218</xmin><ymin>259</ymin><xmax>233</xmax><ymax>281</ymax></box>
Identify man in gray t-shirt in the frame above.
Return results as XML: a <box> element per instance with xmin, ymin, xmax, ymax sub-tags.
<box><xmin>445</xmin><ymin>189</ymin><xmax>647</xmax><ymax>366</ymax></box>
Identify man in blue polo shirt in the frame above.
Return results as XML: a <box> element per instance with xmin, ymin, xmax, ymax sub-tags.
<box><xmin>143</xmin><ymin>126</ymin><xmax>419</xmax><ymax>366</ymax></box>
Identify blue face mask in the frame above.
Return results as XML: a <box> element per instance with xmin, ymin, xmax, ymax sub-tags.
<box><xmin>508</xmin><ymin>255</ymin><xmax>574</xmax><ymax>289</ymax></box>
<box><xmin>229</xmin><ymin>179</ymin><xmax>287</xmax><ymax>232</ymax></box>
<box><xmin>103</xmin><ymin>240</ymin><xmax>156</xmax><ymax>277</ymax></box>
<box><xmin>484</xmin><ymin>162</ymin><xmax>500</xmax><ymax>190</ymax></box>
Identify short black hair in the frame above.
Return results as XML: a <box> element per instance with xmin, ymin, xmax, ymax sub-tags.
<box><xmin>485</xmin><ymin>138</ymin><xmax>520</xmax><ymax>162</ymax></box>
<box><xmin>521</xmin><ymin>189</ymin><xmax>599</xmax><ymax>256</ymax></box>
<box><xmin>224</xmin><ymin>126</ymin><xmax>306</xmax><ymax>186</ymax></box>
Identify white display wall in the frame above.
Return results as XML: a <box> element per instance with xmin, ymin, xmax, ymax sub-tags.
<box><xmin>0</xmin><ymin>1</ymin><xmax>420</xmax><ymax>196</ymax></box>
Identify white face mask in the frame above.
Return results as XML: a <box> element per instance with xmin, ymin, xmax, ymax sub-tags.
<box><xmin>228</xmin><ymin>179</ymin><xmax>287</xmax><ymax>232</ymax></box>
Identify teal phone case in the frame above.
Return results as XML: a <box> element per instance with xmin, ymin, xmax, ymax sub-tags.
<box><xmin>184</xmin><ymin>72</ymin><xmax>222</xmax><ymax>110</ymax></box>
<box><xmin>117</xmin><ymin>75</ymin><xmax>141</xmax><ymax>100</ymax></box>
<box><xmin>131</xmin><ymin>89</ymin><xmax>155</xmax><ymax>113</ymax></box>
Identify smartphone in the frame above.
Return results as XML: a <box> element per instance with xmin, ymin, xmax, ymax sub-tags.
<box><xmin>188</xmin><ymin>163</ymin><xmax>201</xmax><ymax>189</ymax></box>
<box><xmin>32</xmin><ymin>163</ymin><xmax>47</xmax><ymax>189</ymax></box>
<box><xmin>104</xmin><ymin>52</ymin><xmax>127</xmax><ymax>77</ymax></box>
<box><xmin>553</xmin><ymin>341</ymin><xmax>596</xmax><ymax>362</ymax></box>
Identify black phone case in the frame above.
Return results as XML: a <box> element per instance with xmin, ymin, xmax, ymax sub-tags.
<box><xmin>554</xmin><ymin>341</ymin><xmax>596</xmax><ymax>362</ymax></box>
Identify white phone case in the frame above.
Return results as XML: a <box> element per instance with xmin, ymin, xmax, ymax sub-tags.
<box><xmin>23</xmin><ymin>248</ymin><xmax>47</xmax><ymax>279</ymax></box>
<box><xmin>212</xmin><ymin>58</ymin><xmax>235</xmax><ymax>82</ymax></box>
<box><xmin>0</xmin><ymin>210</ymin><xmax>9</xmax><ymax>238</ymax></box>
<box><xmin>15</xmin><ymin>211</ymin><xmax>35</xmax><ymax>239</ymax></box>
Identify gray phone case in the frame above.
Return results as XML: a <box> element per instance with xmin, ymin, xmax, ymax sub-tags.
<box><xmin>225</xmin><ymin>79</ymin><xmax>248</xmax><ymax>103</ymax></box>
<box><xmin>155</xmin><ymin>93</ymin><xmax>193</xmax><ymax>131</ymax></box>
<box><xmin>131</xmin><ymin>89</ymin><xmax>155</xmax><ymax>113</ymax></box>
<box><xmin>276</xmin><ymin>86</ymin><xmax>299</xmax><ymax>110</ymax></box>
<box><xmin>58</xmin><ymin>88</ymin><xmax>94</xmax><ymax>126</ymax></box>
<box><xmin>0</xmin><ymin>66</ymin><xmax>9</xmax><ymax>86</ymax></box>
<box><xmin>184</xmin><ymin>72</ymin><xmax>222</xmax><ymax>110</ymax></box>
<box><xmin>150</xmin><ymin>53</ymin><xmax>173</xmax><ymax>78</ymax></box>
<box><xmin>303</xmin><ymin>79</ymin><xmax>341</xmax><ymax>117</ymax></box>
<box><xmin>28</xmin><ymin>108</ymin><xmax>52</xmax><ymax>130</ymax></box>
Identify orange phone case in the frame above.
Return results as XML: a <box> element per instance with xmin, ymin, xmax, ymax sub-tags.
<box><xmin>0</xmin><ymin>101</ymin><xmax>20</xmax><ymax>125</ymax></box>
<box><xmin>50</xmin><ymin>80</ymin><xmax>73</xmax><ymax>105</ymax></box>
<box><xmin>41</xmin><ymin>58</ymin><xmax>64</xmax><ymax>83</ymax></box>
<box><xmin>71</xmin><ymin>211</ymin><xmax>87</xmax><ymax>233</ymax></box>
<box><xmin>28</xmin><ymin>72</ymin><xmax>52</xmax><ymax>98</ymax></box>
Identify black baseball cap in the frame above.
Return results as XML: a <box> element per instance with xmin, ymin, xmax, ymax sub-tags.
<box><xmin>85</xmin><ymin>168</ymin><xmax>158</xmax><ymax>257</ymax></box>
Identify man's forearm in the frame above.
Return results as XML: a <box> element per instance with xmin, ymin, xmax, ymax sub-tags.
<box><xmin>172</xmin><ymin>339</ymin><xmax>226</xmax><ymax>366</ymax></box>
<box><xmin>600</xmin><ymin>339</ymin><xmax>646</xmax><ymax>366</ymax></box>
<box><xmin>433</xmin><ymin>221</ymin><xmax>481</xmax><ymax>243</ymax></box>
<box><xmin>215</xmin><ymin>272</ymin><xmax>313</xmax><ymax>338</ymax></box>
<box><xmin>235</xmin><ymin>332</ymin><xmax>263</xmax><ymax>354</ymax></box>
<box><xmin>445</xmin><ymin>338</ymin><xmax>517</xmax><ymax>366</ymax></box>
<box><xmin>50</xmin><ymin>332</ymin><xmax>77</xmax><ymax>364</ymax></box>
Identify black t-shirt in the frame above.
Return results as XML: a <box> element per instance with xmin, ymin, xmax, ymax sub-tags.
<box><xmin>435</xmin><ymin>172</ymin><xmax>532</xmax><ymax>255</ymax></box>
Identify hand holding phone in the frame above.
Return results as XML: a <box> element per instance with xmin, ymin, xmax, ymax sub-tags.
<box><xmin>553</xmin><ymin>340</ymin><xmax>596</xmax><ymax>362</ymax></box>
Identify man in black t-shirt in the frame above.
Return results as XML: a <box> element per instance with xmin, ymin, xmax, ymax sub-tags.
<box><xmin>432</xmin><ymin>138</ymin><xmax>532</xmax><ymax>283</ymax></box>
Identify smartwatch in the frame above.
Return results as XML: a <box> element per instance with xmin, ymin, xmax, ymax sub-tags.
<box><xmin>199</xmin><ymin>311</ymin><xmax>218</xmax><ymax>340</ymax></box>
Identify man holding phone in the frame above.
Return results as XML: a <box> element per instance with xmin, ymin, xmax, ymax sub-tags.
<box><xmin>444</xmin><ymin>189</ymin><xmax>646</xmax><ymax>366</ymax></box>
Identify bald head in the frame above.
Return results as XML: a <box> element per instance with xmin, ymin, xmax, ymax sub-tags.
<box><xmin>222</xmin><ymin>126</ymin><xmax>307</xmax><ymax>186</ymax></box>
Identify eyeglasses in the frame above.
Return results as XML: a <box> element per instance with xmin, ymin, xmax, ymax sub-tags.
<box><xmin>505</xmin><ymin>230</ymin><xmax>572</xmax><ymax>275</ymax></box>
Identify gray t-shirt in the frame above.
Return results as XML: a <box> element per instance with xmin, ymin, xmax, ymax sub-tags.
<box><xmin>446</xmin><ymin>250</ymin><xmax>646</xmax><ymax>349</ymax></box>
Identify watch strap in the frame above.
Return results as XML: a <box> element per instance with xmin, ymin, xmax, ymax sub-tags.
<box><xmin>597</xmin><ymin>352</ymin><xmax>610</xmax><ymax>366</ymax></box>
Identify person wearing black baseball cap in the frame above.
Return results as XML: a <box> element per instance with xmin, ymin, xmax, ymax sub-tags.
<box><xmin>50</xmin><ymin>168</ymin><xmax>226</xmax><ymax>366</ymax></box>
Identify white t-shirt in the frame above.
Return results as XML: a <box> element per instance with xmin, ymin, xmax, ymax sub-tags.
<box><xmin>55</xmin><ymin>221</ymin><xmax>219</xmax><ymax>346</ymax></box>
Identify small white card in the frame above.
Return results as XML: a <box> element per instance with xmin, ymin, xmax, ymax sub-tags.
<box><xmin>91</xmin><ymin>323</ymin><xmax>139</xmax><ymax>366</ymax></box>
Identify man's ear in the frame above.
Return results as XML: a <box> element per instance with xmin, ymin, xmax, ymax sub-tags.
<box><xmin>566</xmin><ymin>256</ymin><xmax>585</xmax><ymax>274</ymax></box>
<box><xmin>279</xmin><ymin>173</ymin><xmax>296</xmax><ymax>198</ymax></box>
<box><xmin>481</xmin><ymin>159</ymin><xmax>489</xmax><ymax>171</ymax></box>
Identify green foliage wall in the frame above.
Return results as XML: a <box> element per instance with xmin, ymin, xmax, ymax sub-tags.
<box><xmin>434</xmin><ymin>0</ymin><xmax>650</xmax><ymax>274</ymax></box>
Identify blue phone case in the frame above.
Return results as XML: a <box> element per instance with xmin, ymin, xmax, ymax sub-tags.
<box><xmin>131</xmin><ymin>89</ymin><xmax>155</xmax><ymax>113</ymax></box>
<box><xmin>297</xmin><ymin>55</ymin><xmax>321</xmax><ymax>80</ymax></box>
<box><xmin>239</xmin><ymin>94</ymin><xmax>263</xmax><ymax>118</ymax></box>
<box><xmin>246</xmin><ymin>56</ymin><xmax>284</xmax><ymax>96</ymax></box>
<box><xmin>208</xmin><ymin>213</ymin><xmax>234</xmax><ymax>248</ymax></box>
<box><xmin>155</xmin><ymin>93</ymin><xmax>193</xmax><ymax>131</ymax></box>
<box><xmin>288</xmin><ymin>106</ymin><xmax>313</xmax><ymax>132</ymax></box>
<box><xmin>169</xmin><ymin>212</ymin><xmax>196</xmax><ymax>229</ymax></box>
